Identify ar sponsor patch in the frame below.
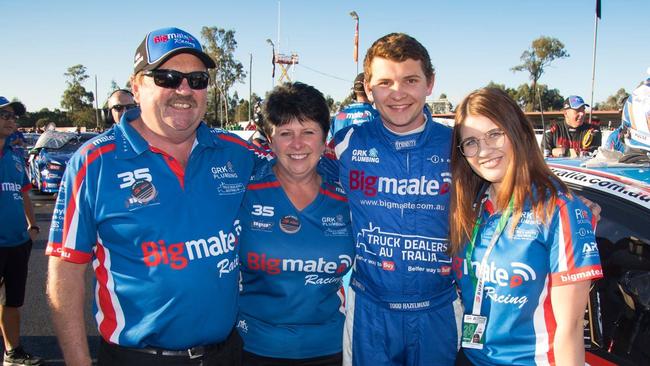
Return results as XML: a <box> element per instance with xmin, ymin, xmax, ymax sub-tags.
<box><xmin>351</xmin><ymin>148</ymin><xmax>380</xmax><ymax>163</ymax></box>
<box><xmin>250</xmin><ymin>220</ymin><xmax>274</xmax><ymax>232</ymax></box>
<box><xmin>279</xmin><ymin>215</ymin><xmax>301</xmax><ymax>234</ymax></box>
<box><xmin>381</xmin><ymin>261</ymin><xmax>395</xmax><ymax>271</ymax></box>
<box><xmin>217</xmin><ymin>182</ymin><xmax>246</xmax><ymax>195</ymax></box>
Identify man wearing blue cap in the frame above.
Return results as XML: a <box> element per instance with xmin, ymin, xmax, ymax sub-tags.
<box><xmin>46</xmin><ymin>27</ymin><xmax>263</xmax><ymax>365</ymax></box>
<box><xmin>0</xmin><ymin>97</ymin><xmax>43</xmax><ymax>366</ymax></box>
<box><xmin>542</xmin><ymin>95</ymin><xmax>601</xmax><ymax>157</ymax></box>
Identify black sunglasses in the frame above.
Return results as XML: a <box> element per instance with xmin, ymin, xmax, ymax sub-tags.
<box><xmin>144</xmin><ymin>69</ymin><xmax>210</xmax><ymax>90</ymax></box>
<box><xmin>0</xmin><ymin>110</ymin><xmax>17</xmax><ymax>120</ymax></box>
<box><xmin>110</xmin><ymin>104</ymin><xmax>137</xmax><ymax>112</ymax></box>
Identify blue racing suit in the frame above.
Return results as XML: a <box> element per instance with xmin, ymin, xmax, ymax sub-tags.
<box><xmin>327</xmin><ymin>111</ymin><xmax>460</xmax><ymax>366</ymax></box>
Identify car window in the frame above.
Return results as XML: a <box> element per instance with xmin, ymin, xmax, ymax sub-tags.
<box><xmin>34</xmin><ymin>131</ymin><xmax>75</xmax><ymax>149</ymax></box>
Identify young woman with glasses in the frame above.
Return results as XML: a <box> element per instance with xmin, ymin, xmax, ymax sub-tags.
<box><xmin>448</xmin><ymin>88</ymin><xmax>603</xmax><ymax>366</ymax></box>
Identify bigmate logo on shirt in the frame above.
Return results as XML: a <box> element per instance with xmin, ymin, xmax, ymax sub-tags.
<box><xmin>453</xmin><ymin>258</ymin><xmax>537</xmax><ymax>288</ymax></box>
<box><xmin>348</xmin><ymin>170</ymin><xmax>451</xmax><ymax>197</ymax></box>
<box><xmin>141</xmin><ymin>220</ymin><xmax>242</xmax><ymax>277</ymax></box>
<box><xmin>453</xmin><ymin>258</ymin><xmax>537</xmax><ymax>309</ymax></box>
<box><xmin>246</xmin><ymin>252</ymin><xmax>353</xmax><ymax>285</ymax></box>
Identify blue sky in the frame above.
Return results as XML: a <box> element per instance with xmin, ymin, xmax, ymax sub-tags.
<box><xmin>2</xmin><ymin>0</ymin><xmax>649</xmax><ymax>112</ymax></box>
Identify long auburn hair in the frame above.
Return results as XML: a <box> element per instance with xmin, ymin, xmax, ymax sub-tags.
<box><xmin>448</xmin><ymin>88</ymin><xmax>568</xmax><ymax>256</ymax></box>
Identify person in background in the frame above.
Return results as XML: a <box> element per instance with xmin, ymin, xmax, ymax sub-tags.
<box><xmin>107</xmin><ymin>89</ymin><xmax>137</xmax><ymax>125</ymax></box>
<box><xmin>606</xmin><ymin>78</ymin><xmax>650</xmax><ymax>158</ymax></box>
<box><xmin>248</xmin><ymin>100</ymin><xmax>271</xmax><ymax>151</ymax></box>
<box><xmin>46</xmin><ymin>27</ymin><xmax>265</xmax><ymax>366</ymax></box>
<box><xmin>541</xmin><ymin>95</ymin><xmax>601</xmax><ymax>157</ymax></box>
<box><xmin>327</xmin><ymin>72</ymin><xmax>378</xmax><ymax>141</ymax></box>
<box><xmin>0</xmin><ymin>96</ymin><xmax>43</xmax><ymax>366</ymax></box>
<box><xmin>237</xmin><ymin>82</ymin><xmax>353</xmax><ymax>366</ymax></box>
<box><xmin>449</xmin><ymin>88</ymin><xmax>603</xmax><ymax>365</ymax></box>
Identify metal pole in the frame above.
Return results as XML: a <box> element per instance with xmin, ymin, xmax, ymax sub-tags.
<box><xmin>94</xmin><ymin>74</ymin><xmax>100</xmax><ymax>131</ymax></box>
<box><xmin>350</xmin><ymin>11</ymin><xmax>359</xmax><ymax>76</ymax></box>
<box><xmin>249</xmin><ymin>53</ymin><xmax>252</xmax><ymax>122</ymax></box>
<box><xmin>536</xmin><ymin>84</ymin><xmax>545</xmax><ymax>133</ymax></box>
<box><xmin>277</xmin><ymin>1</ymin><xmax>281</xmax><ymax>54</ymax></box>
<box><xmin>356</xmin><ymin>17</ymin><xmax>359</xmax><ymax>75</ymax></box>
<box><xmin>588</xmin><ymin>5</ymin><xmax>600</xmax><ymax>126</ymax></box>
<box><xmin>266</xmin><ymin>39</ymin><xmax>275</xmax><ymax>88</ymax></box>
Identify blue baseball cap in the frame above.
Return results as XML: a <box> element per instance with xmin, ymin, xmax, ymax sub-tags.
<box><xmin>563</xmin><ymin>95</ymin><xmax>589</xmax><ymax>110</ymax></box>
<box><xmin>0</xmin><ymin>96</ymin><xmax>26</xmax><ymax>116</ymax></box>
<box><xmin>133</xmin><ymin>27</ymin><xmax>216</xmax><ymax>74</ymax></box>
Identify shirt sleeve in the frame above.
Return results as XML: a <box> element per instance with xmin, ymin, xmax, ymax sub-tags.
<box><xmin>548</xmin><ymin>194</ymin><xmax>603</xmax><ymax>286</ymax></box>
<box><xmin>45</xmin><ymin>150</ymin><xmax>97</xmax><ymax>264</ymax></box>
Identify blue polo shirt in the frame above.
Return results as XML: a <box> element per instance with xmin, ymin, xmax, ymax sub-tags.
<box><xmin>0</xmin><ymin>143</ymin><xmax>31</xmax><ymax>246</ymax></box>
<box><xmin>454</xmin><ymin>192</ymin><xmax>603</xmax><ymax>365</ymax></box>
<box><xmin>46</xmin><ymin>109</ymin><xmax>263</xmax><ymax>349</ymax></box>
<box><xmin>237</xmin><ymin>161</ymin><xmax>354</xmax><ymax>359</ymax></box>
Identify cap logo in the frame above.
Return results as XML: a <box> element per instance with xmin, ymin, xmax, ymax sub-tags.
<box><xmin>134</xmin><ymin>52</ymin><xmax>143</xmax><ymax>67</ymax></box>
<box><xmin>153</xmin><ymin>33</ymin><xmax>196</xmax><ymax>47</ymax></box>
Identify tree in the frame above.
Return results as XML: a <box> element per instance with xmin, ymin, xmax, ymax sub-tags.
<box><xmin>595</xmin><ymin>88</ymin><xmax>629</xmax><ymax>110</ymax></box>
<box><xmin>339</xmin><ymin>91</ymin><xmax>355</xmax><ymax>110</ymax></box>
<box><xmin>511</xmin><ymin>36</ymin><xmax>569</xmax><ymax>112</ymax></box>
<box><xmin>485</xmin><ymin>81</ymin><xmax>563</xmax><ymax>111</ymax></box>
<box><xmin>485</xmin><ymin>81</ymin><xmax>519</xmax><ymax>102</ymax></box>
<box><xmin>201</xmin><ymin>26</ymin><xmax>246</xmax><ymax>127</ymax></box>
<box><xmin>324</xmin><ymin>95</ymin><xmax>336</xmax><ymax>113</ymax></box>
<box><xmin>513</xmin><ymin>83</ymin><xmax>564</xmax><ymax>112</ymax></box>
<box><xmin>109</xmin><ymin>80</ymin><xmax>120</xmax><ymax>92</ymax></box>
<box><xmin>61</xmin><ymin>64</ymin><xmax>95</xmax><ymax>128</ymax></box>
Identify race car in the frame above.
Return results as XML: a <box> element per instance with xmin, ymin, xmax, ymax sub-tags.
<box><xmin>28</xmin><ymin>131</ymin><xmax>97</xmax><ymax>194</ymax></box>
<box><xmin>547</xmin><ymin>157</ymin><xmax>649</xmax><ymax>366</ymax></box>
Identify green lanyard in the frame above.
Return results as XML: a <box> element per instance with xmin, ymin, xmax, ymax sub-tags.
<box><xmin>464</xmin><ymin>195</ymin><xmax>514</xmax><ymax>313</ymax></box>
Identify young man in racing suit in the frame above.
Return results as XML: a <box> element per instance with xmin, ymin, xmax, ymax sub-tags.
<box><xmin>327</xmin><ymin>33</ymin><xmax>461</xmax><ymax>366</ymax></box>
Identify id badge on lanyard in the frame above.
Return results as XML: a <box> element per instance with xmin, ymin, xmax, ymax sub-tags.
<box><xmin>461</xmin><ymin>196</ymin><xmax>513</xmax><ymax>350</ymax></box>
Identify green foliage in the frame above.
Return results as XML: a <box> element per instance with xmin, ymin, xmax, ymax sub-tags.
<box><xmin>324</xmin><ymin>95</ymin><xmax>336</xmax><ymax>113</ymax></box>
<box><xmin>595</xmin><ymin>88</ymin><xmax>629</xmax><ymax>110</ymax></box>
<box><xmin>201</xmin><ymin>26</ymin><xmax>246</xmax><ymax>126</ymax></box>
<box><xmin>512</xmin><ymin>36</ymin><xmax>569</xmax><ymax>111</ymax></box>
<box><xmin>61</xmin><ymin>64</ymin><xmax>96</xmax><ymax>127</ymax></box>
<box><xmin>485</xmin><ymin>81</ymin><xmax>519</xmax><ymax>101</ymax></box>
<box><xmin>339</xmin><ymin>91</ymin><xmax>355</xmax><ymax>110</ymax></box>
<box><xmin>18</xmin><ymin>108</ymin><xmax>70</xmax><ymax>129</ymax></box>
<box><xmin>485</xmin><ymin>81</ymin><xmax>564</xmax><ymax>111</ymax></box>
<box><xmin>514</xmin><ymin>84</ymin><xmax>564</xmax><ymax>112</ymax></box>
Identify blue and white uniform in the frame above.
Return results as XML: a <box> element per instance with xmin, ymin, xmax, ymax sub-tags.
<box><xmin>236</xmin><ymin>160</ymin><xmax>354</xmax><ymax>359</ymax></box>
<box><xmin>46</xmin><ymin>109</ymin><xmax>264</xmax><ymax>350</ymax></box>
<box><xmin>453</xmin><ymin>192</ymin><xmax>603</xmax><ymax>365</ymax></box>
<box><xmin>0</xmin><ymin>143</ymin><xmax>31</xmax><ymax>246</ymax></box>
<box><xmin>328</xmin><ymin>112</ymin><xmax>460</xmax><ymax>366</ymax></box>
<box><xmin>328</xmin><ymin>102</ymin><xmax>378</xmax><ymax>141</ymax></box>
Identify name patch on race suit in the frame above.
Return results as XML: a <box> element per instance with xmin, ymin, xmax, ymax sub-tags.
<box><xmin>462</xmin><ymin>314</ymin><xmax>487</xmax><ymax>349</ymax></box>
